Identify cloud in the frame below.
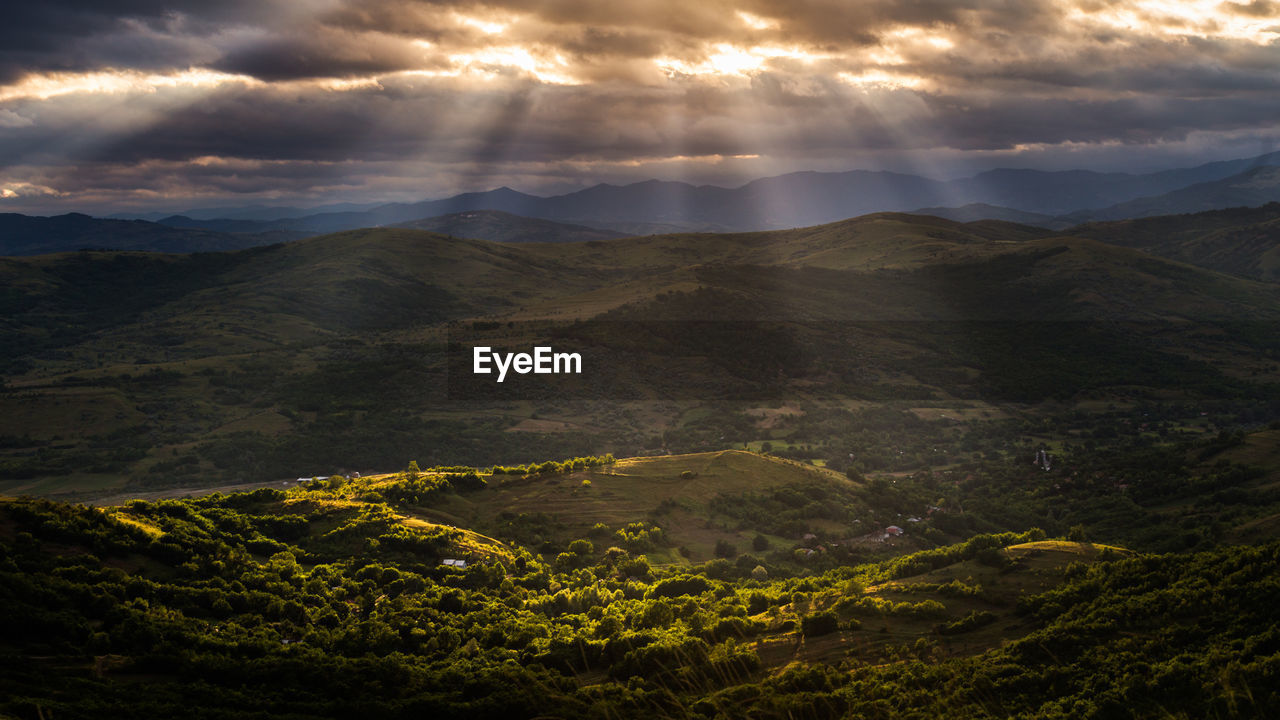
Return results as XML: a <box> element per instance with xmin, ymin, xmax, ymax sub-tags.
<box><xmin>211</xmin><ymin>28</ymin><xmax>432</xmax><ymax>80</ymax></box>
<box><xmin>0</xmin><ymin>109</ymin><xmax>33</xmax><ymax>127</ymax></box>
<box><xmin>1222</xmin><ymin>0</ymin><xmax>1280</xmax><ymax>17</ymax></box>
<box><xmin>0</xmin><ymin>1</ymin><xmax>278</xmax><ymax>83</ymax></box>
<box><xmin>3</xmin><ymin>0</ymin><xmax>1280</xmax><ymax>211</ymax></box>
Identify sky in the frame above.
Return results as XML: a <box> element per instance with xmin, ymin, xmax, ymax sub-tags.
<box><xmin>3</xmin><ymin>0</ymin><xmax>1280</xmax><ymax>214</ymax></box>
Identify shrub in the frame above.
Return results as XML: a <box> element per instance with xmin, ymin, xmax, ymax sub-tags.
<box><xmin>937</xmin><ymin>610</ymin><xmax>997</xmax><ymax>635</ymax></box>
<box><xmin>715</xmin><ymin>539</ymin><xmax>737</xmax><ymax>559</ymax></box>
<box><xmin>801</xmin><ymin>611</ymin><xmax>840</xmax><ymax>637</ymax></box>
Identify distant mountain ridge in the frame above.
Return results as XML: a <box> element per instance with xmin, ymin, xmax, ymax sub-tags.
<box><xmin>1063</xmin><ymin>165</ymin><xmax>1280</xmax><ymax>222</ymax></box>
<box><xmin>121</xmin><ymin>151</ymin><xmax>1280</xmax><ymax>236</ymax></box>
<box><xmin>12</xmin><ymin>152</ymin><xmax>1280</xmax><ymax>257</ymax></box>
<box><xmin>113</xmin><ymin>201</ymin><xmax>386</xmax><ymax>222</ymax></box>
<box><xmin>0</xmin><ymin>209</ymin><xmax>629</xmax><ymax>257</ymax></box>
<box><xmin>0</xmin><ymin>213</ymin><xmax>305</xmax><ymax>256</ymax></box>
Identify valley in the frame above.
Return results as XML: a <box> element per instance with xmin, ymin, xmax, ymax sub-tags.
<box><xmin>2</xmin><ymin>204</ymin><xmax>1279</xmax><ymax>718</ymax></box>
<box><xmin>3</xmin><ymin>210</ymin><xmax>1278</xmax><ymax>500</ymax></box>
<box><xmin>4</xmin><ymin>443</ymin><xmax>1279</xmax><ymax>717</ymax></box>
<box><xmin>9</xmin><ymin>3</ymin><xmax>1280</xmax><ymax>715</ymax></box>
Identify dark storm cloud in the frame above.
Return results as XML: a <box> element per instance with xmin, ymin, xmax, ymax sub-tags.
<box><xmin>59</xmin><ymin>68</ymin><xmax>1280</xmax><ymax>170</ymax></box>
<box><xmin>0</xmin><ymin>1</ymin><xmax>277</xmax><ymax>83</ymax></box>
<box><xmin>923</xmin><ymin>93</ymin><xmax>1280</xmax><ymax>150</ymax></box>
<box><xmin>82</xmin><ymin>80</ymin><xmax>692</xmax><ymax>165</ymax></box>
<box><xmin>211</xmin><ymin>29</ymin><xmax>430</xmax><ymax>81</ymax></box>
<box><xmin>5</xmin><ymin>0</ymin><xmax>1280</xmax><ymax>211</ymax></box>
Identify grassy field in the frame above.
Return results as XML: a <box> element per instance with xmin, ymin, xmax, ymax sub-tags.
<box><xmin>1213</xmin><ymin>428</ymin><xmax>1280</xmax><ymax>475</ymax></box>
<box><xmin>392</xmin><ymin>451</ymin><xmax>858</xmax><ymax>562</ymax></box>
<box><xmin>751</xmin><ymin>539</ymin><xmax>1117</xmax><ymax>668</ymax></box>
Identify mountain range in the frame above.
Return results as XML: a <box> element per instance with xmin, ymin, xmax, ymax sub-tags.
<box><xmin>0</xmin><ymin>213</ymin><xmax>306</xmax><ymax>256</ymax></box>
<box><xmin>124</xmin><ymin>150</ymin><xmax>1280</xmax><ymax>236</ymax></box>
<box><xmin>0</xmin><ymin>210</ymin><xmax>620</xmax><ymax>256</ymax></box>
<box><xmin>7</xmin><ymin>151</ymin><xmax>1280</xmax><ymax>256</ymax></box>
<box><xmin>3</xmin><ymin>207</ymin><xmax>1278</xmax><ymax>490</ymax></box>
<box><xmin>6</xmin><ymin>152</ymin><xmax>1280</xmax><ymax>720</ymax></box>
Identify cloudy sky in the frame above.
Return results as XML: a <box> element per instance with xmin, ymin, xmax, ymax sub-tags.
<box><xmin>3</xmin><ymin>0</ymin><xmax>1280</xmax><ymax>214</ymax></box>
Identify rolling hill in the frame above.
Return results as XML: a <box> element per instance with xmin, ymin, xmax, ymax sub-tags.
<box><xmin>0</xmin><ymin>212</ymin><xmax>303</xmax><ymax>255</ymax></box>
<box><xmin>390</xmin><ymin>210</ymin><xmax>626</xmax><ymax>243</ymax></box>
<box><xmin>1068</xmin><ymin>202</ymin><xmax>1280</xmax><ymax>282</ymax></box>
<box><xmin>908</xmin><ymin>203</ymin><xmax>1067</xmax><ymax>229</ymax></box>
<box><xmin>5</xmin><ymin>206</ymin><xmax>1280</xmax><ymax>718</ymax></box>
<box><xmin>4</xmin><ymin>454</ymin><xmax>1280</xmax><ymax>718</ymax></box>
<box><xmin>1</xmin><ymin>209</ymin><xmax>1278</xmax><ymax>500</ymax></box>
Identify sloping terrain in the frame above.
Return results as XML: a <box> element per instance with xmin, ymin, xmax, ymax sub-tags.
<box><xmin>1072</xmin><ymin>165</ymin><xmax>1280</xmax><ymax>222</ymax></box>
<box><xmin>0</xmin><ymin>212</ymin><xmax>301</xmax><ymax>255</ymax></box>
<box><xmin>2</xmin><ymin>479</ymin><xmax>1278</xmax><ymax>719</ymax></box>
<box><xmin>1068</xmin><ymin>202</ymin><xmax>1280</xmax><ymax>282</ymax></box>
<box><xmin>1</xmin><ymin>211</ymin><xmax>1278</xmax><ymax>496</ymax></box>
<box><xmin>114</xmin><ymin>150</ymin><xmax>1280</xmax><ymax>234</ymax></box>
<box><xmin>391</xmin><ymin>210</ymin><xmax>625</xmax><ymax>243</ymax></box>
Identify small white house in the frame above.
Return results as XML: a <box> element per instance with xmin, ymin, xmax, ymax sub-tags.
<box><xmin>885</xmin><ymin>525</ymin><xmax>904</xmax><ymax>537</ymax></box>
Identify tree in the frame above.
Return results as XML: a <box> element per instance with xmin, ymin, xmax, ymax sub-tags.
<box><xmin>715</xmin><ymin>539</ymin><xmax>737</xmax><ymax>559</ymax></box>
<box><xmin>801</xmin><ymin>611</ymin><xmax>839</xmax><ymax>637</ymax></box>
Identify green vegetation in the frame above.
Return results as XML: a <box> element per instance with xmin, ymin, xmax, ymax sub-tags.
<box><xmin>3</xmin><ymin>213</ymin><xmax>1280</xmax><ymax>499</ymax></box>
<box><xmin>3</xmin><ymin>487</ymin><xmax>1278</xmax><ymax>718</ymax></box>
<box><xmin>2</xmin><ymin>209</ymin><xmax>1279</xmax><ymax>716</ymax></box>
<box><xmin>1071</xmin><ymin>202</ymin><xmax>1280</xmax><ymax>282</ymax></box>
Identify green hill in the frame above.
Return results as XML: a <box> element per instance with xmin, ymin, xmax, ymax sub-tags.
<box><xmin>0</xmin><ymin>212</ymin><xmax>300</xmax><ymax>255</ymax></box>
<box><xmin>1</xmin><ymin>212</ymin><xmax>1278</xmax><ymax>499</ymax></box>
<box><xmin>3</xmin><ymin>201</ymin><xmax>1280</xmax><ymax>719</ymax></box>
<box><xmin>1069</xmin><ymin>202</ymin><xmax>1280</xmax><ymax>282</ymax></box>
<box><xmin>3</xmin><ymin>483</ymin><xmax>1278</xmax><ymax>718</ymax></box>
<box><xmin>392</xmin><ymin>209</ymin><xmax>626</xmax><ymax>243</ymax></box>
<box><xmin>355</xmin><ymin>451</ymin><xmax>869</xmax><ymax>564</ymax></box>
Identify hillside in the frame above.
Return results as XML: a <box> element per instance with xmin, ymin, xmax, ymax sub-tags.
<box><xmin>363</xmin><ymin>451</ymin><xmax>868</xmax><ymax>563</ymax></box>
<box><xmin>1072</xmin><ymin>165</ymin><xmax>1280</xmax><ymax>222</ymax></box>
<box><xmin>0</xmin><ymin>213</ymin><xmax>302</xmax><ymax>255</ymax></box>
<box><xmin>0</xmin><ymin>227</ymin><xmax>607</xmax><ymax>367</ymax></box>
<box><xmin>2</xmin><ymin>211</ymin><xmax>1279</xmax><ymax>498</ymax></box>
<box><xmin>908</xmin><ymin>203</ymin><xmax>1068</xmax><ymax>229</ymax></box>
<box><xmin>3</xmin><ymin>477</ymin><xmax>1279</xmax><ymax>718</ymax></box>
<box><xmin>15</xmin><ymin>210</ymin><xmax>1258</xmax><ymax>378</ymax></box>
<box><xmin>1068</xmin><ymin>202</ymin><xmax>1280</xmax><ymax>282</ymax></box>
<box><xmin>390</xmin><ymin>210</ymin><xmax>626</xmax><ymax>243</ymax></box>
